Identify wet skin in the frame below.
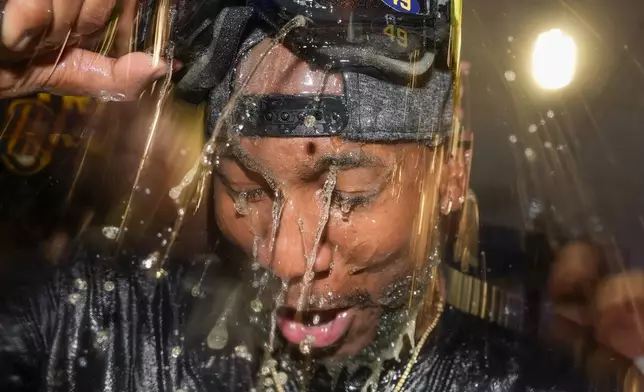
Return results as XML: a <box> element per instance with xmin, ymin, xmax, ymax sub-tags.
<box><xmin>213</xmin><ymin>137</ymin><xmax>438</xmax><ymax>358</ymax></box>
<box><xmin>211</xmin><ymin>39</ymin><xmax>462</xmax><ymax>359</ymax></box>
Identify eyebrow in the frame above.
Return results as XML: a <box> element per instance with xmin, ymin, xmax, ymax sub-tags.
<box><xmin>215</xmin><ymin>137</ymin><xmax>280</xmax><ymax>190</ymax></box>
<box><xmin>300</xmin><ymin>151</ymin><xmax>387</xmax><ymax>180</ymax></box>
<box><xmin>216</xmin><ymin>138</ymin><xmax>388</xmax><ymax>183</ymax></box>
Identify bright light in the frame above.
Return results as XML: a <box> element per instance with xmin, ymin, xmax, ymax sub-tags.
<box><xmin>531</xmin><ymin>29</ymin><xmax>577</xmax><ymax>90</ymax></box>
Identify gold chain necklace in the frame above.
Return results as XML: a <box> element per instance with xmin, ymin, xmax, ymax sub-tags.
<box><xmin>392</xmin><ymin>297</ymin><xmax>445</xmax><ymax>392</ymax></box>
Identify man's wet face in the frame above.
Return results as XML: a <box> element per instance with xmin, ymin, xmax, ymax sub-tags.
<box><xmin>211</xmin><ymin>40</ymin><xmax>441</xmax><ymax>359</ymax></box>
<box><xmin>214</xmin><ymin>137</ymin><xmax>436</xmax><ymax>358</ymax></box>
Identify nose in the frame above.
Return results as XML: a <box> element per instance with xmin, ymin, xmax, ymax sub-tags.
<box><xmin>263</xmin><ymin>197</ymin><xmax>333</xmax><ymax>281</ymax></box>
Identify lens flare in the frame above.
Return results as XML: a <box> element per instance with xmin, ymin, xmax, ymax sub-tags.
<box><xmin>531</xmin><ymin>29</ymin><xmax>577</xmax><ymax>90</ymax></box>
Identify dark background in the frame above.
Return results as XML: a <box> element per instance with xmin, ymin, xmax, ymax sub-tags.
<box><xmin>464</xmin><ymin>0</ymin><xmax>644</xmax><ymax>266</ymax></box>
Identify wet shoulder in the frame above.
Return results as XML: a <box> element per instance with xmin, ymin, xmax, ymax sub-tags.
<box><xmin>0</xmin><ymin>247</ymin><xmax>202</xmax><ymax>391</ymax></box>
<box><xmin>409</xmin><ymin>306</ymin><xmax>598</xmax><ymax>392</ymax></box>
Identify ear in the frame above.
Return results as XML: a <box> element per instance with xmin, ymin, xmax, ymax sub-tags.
<box><xmin>440</xmin><ymin>61</ymin><xmax>472</xmax><ymax>215</ymax></box>
<box><xmin>439</xmin><ymin>103</ymin><xmax>473</xmax><ymax>214</ymax></box>
<box><xmin>439</xmin><ymin>131</ymin><xmax>472</xmax><ymax>215</ymax></box>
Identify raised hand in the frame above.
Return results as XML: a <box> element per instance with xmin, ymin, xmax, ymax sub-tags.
<box><xmin>0</xmin><ymin>0</ymin><xmax>168</xmax><ymax>99</ymax></box>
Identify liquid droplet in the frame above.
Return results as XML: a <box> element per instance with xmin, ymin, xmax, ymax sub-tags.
<box><xmin>142</xmin><ymin>252</ymin><xmax>159</xmax><ymax>270</ymax></box>
<box><xmin>68</xmin><ymin>293</ymin><xmax>81</xmax><ymax>305</ymax></box>
<box><xmin>171</xmin><ymin>346</ymin><xmax>182</xmax><ymax>358</ymax></box>
<box><xmin>191</xmin><ymin>286</ymin><xmax>202</xmax><ymax>297</ymax></box>
<box><xmin>102</xmin><ymin>226</ymin><xmax>120</xmax><ymax>240</ymax></box>
<box><xmin>75</xmin><ymin>278</ymin><xmax>87</xmax><ymax>290</ymax></box>
<box><xmin>547</xmin><ymin>109</ymin><xmax>555</xmax><ymax>118</ymax></box>
<box><xmin>207</xmin><ymin>322</ymin><xmax>229</xmax><ymax>350</ymax></box>
<box><xmin>169</xmin><ymin>187</ymin><xmax>182</xmax><ymax>200</ymax></box>
<box><xmin>299</xmin><ymin>339</ymin><xmax>312</xmax><ymax>355</ymax></box>
<box><xmin>250</xmin><ymin>299</ymin><xmax>263</xmax><ymax>313</ymax></box>
<box><xmin>529</xmin><ymin>199</ymin><xmax>544</xmax><ymax>219</ymax></box>
<box><xmin>95</xmin><ymin>330</ymin><xmax>109</xmax><ymax>350</ymax></box>
<box><xmin>103</xmin><ymin>281</ymin><xmax>115</xmax><ymax>292</ymax></box>
<box><xmin>508</xmin><ymin>134</ymin><xmax>518</xmax><ymax>143</ymax></box>
<box><xmin>300</xmin><ymin>336</ymin><xmax>314</xmax><ymax>355</ymax></box>
<box><xmin>97</xmin><ymin>91</ymin><xmax>127</xmax><ymax>102</ymax></box>
<box><xmin>276</xmin><ymin>372</ymin><xmax>288</xmax><ymax>386</ymax></box>
<box><xmin>203</xmin><ymin>356</ymin><xmax>215</xmax><ymax>368</ymax></box>
<box><xmin>504</xmin><ymin>70</ymin><xmax>516</xmax><ymax>82</ymax></box>
<box><xmin>304</xmin><ymin>115</ymin><xmax>316</xmax><ymax>128</ymax></box>
<box><xmin>234</xmin><ymin>345</ymin><xmax>252</xmax><ymax>361</ymax></box>
<box><xmin>234</xmin><ymin>193</ymin><xmax>249</xmax><ymax>215</ymax></box>
<box><xmin>312</xmin><ymin>314</ymin><xmax>321</xmax><ymax>325</ymax></box>
<box><xmin>528</xmin><ymin>124</ymin><xmax>537</xmax><ymax>133</ymax></box>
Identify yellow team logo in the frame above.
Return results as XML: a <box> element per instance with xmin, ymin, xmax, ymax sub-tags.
<box><xmin>0</xmin><ymin>94</ymin><xmax>99</xmax><ymax>176</ymax></box>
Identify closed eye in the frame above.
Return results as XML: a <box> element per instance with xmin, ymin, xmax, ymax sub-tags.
<box><xmin>332</xmin><ymin>190</ymin><xmax>379</xmax><ymax>210</ymax></box>
<box><xmin>215</xmin><ymin>170</ymin><xmax>271</xmax><ymax>203</ymax></box>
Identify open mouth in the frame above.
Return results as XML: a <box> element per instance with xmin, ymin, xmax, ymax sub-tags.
<box><xmin>276</xmin><ymin>307</ymin><xmax>354</xmax><ymax>348</ymax></box>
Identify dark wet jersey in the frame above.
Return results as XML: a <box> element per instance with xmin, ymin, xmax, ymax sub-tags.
<box><xmin>0</xmin><ymin>249</ymin><xmax>605</xmax><ymax>392</ymax></box>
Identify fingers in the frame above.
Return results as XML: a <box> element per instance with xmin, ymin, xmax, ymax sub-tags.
<box><xmin>112</xmin><ymin>0</ymin><xmax>138</xmax><ymax>56</ymax></box>
<box><xmin>1</xmin><ymin>0</ymin><xmax>53</xmax><ymax>51</ymax></box>
<box><xmin>1</xmin><ymin>0</ymin><xmax>116</xmax><ymax>54</ymax></box>
<box><xmin>49</xmin><ymin>50</ymin><xmax>168</xmax><ymax>99</ymax></box>
<box><xmin>75</xmin><ymin>0</ymin><xmax>116</xmax><ymax>35</ymax></box>
<box><xmin>49</xmin><ymin>0</ymin><xmax>82</xmax><ymax>44</ymax></box>
<box><xmin>1</xmin><ymin>0</ymin><xmax>158</xmax><ymax>98</ymax></box>
<box><xmin>1</xmin><ymin>49</ymin><xmax>168</xmax><ymax>100</ymax></box>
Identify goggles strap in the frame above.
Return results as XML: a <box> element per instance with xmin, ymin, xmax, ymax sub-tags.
<box><xmin>175</xmin><ymin>6</ymin><xmax>255</xmax><ymax>104</ymax></box>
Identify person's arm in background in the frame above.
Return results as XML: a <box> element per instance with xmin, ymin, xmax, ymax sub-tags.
<box><xmin>0</xmin><ymin>0</ymin><xmax>169</xmax><ymax>100</ymax></box>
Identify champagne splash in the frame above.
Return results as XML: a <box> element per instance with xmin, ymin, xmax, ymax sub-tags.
<box><xmin>296</xmin><ymin>167</ymin><xmax>337</xmax><ymax>313</ymax></box>
<box><xmin>116</xmin><ymin>0</ymin><xmax>177</xmax><ymax>252</ymax></box>
<box><xmin>158</xmin><ymin>15</ymin><xmax>308</xmax><ymax>265</ymax></box>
